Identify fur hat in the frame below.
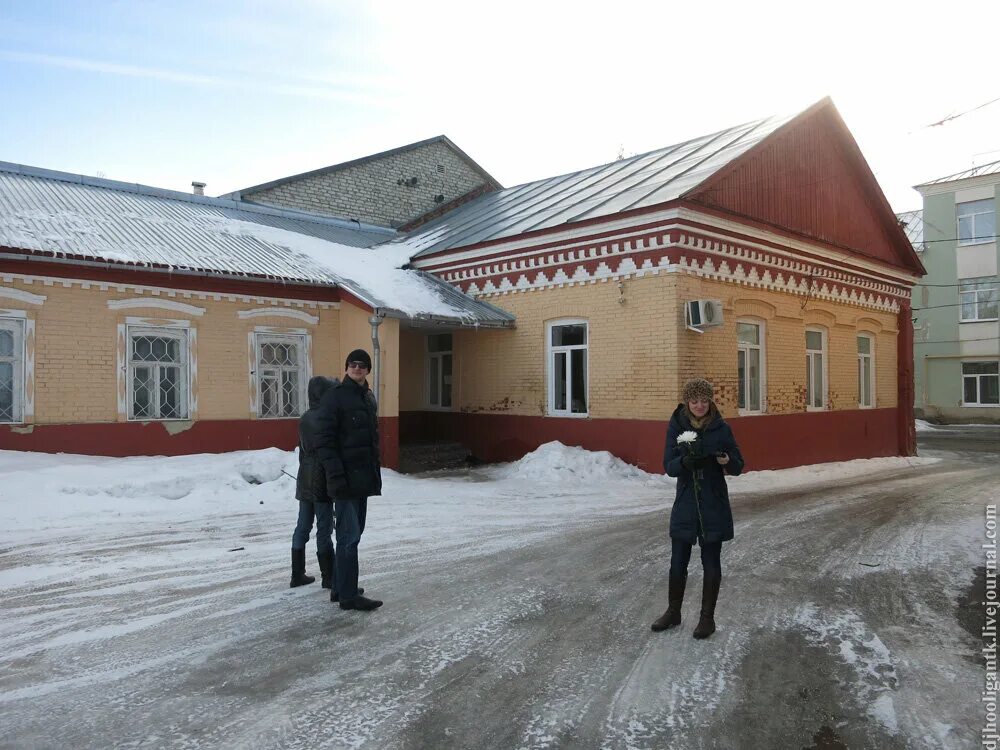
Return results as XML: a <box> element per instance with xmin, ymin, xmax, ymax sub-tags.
<box><xmin>681</xmin><ymin>378</ymin><xmax>714</xmax><ymax>403</ymax></box>
<box><xmin>344</xmin><ymin>348</ymin><xmax>372</xmax><ymax>371</ymax></box>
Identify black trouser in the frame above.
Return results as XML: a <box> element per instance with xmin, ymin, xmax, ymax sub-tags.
<box><xmin>334</xmin><ymin>497</ymin><xmax>368</xmax><ymax>601</ymax></box>
<box><xmin>669</xmin><ymin>538</ymin><xmax>722</xmax><ymax>578</ymax></box>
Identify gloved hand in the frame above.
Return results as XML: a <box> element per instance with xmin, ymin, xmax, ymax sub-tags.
<box><xmin>330</xmin><ymin>474</ymin><xmax>348</xmax><ymax>498</ymax></box>
<box><xmin>681</xmin><ymin>453</ymin><xmax>709</xmax><ymax>472</ymax></box>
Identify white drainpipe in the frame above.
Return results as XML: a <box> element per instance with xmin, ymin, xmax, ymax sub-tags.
<box><xmin>369</xmin><ymin>313</ymin><xmax>384</xmax><ymax>405</ymax></box>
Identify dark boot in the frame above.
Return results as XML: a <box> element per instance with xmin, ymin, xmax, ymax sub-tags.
<box><xmin>330</xmin><ymin>587</ymin><xmax>364</xmax><ymax>603</ymax></box>
<box><xmin>339</xmin><ymin>595</ymin><xmax>383</xmax><ymax>611</ymax></box>
<box><xmin>651</xmin><ymin>574</ymin><xmax>687</xmax><ymax>632</ymax></box>
<box><xmin>317</xmin><ymin>551</ymin><xmax>333</xmax><ymax>590</ymax></box>
<box><xmin>289</xmin><ymin>548</ymin><xmax>315</xmax><ymax>588</ymax></box>
<box><xmin>693</xmin><ymin>574</ymin><xmax>721</xmax><ymax>639</ymax></box>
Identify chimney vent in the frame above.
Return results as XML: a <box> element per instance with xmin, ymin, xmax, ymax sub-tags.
<box><xmin>191</xmin><ymin>181</ymin><xmax>206</xmax><ymax>196</ymax></box>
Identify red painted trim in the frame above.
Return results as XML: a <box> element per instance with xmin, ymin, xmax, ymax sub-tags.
<box><xmin>896</xmin><ymin>299</ymin><xmax>917</xmax><ymax>456</ymax></box>
<box><xmin>0</xmin><ymin>252</ymin><xmax>342</xmax><ymax>302</ymax></box>
<box><xmin>400</xmin><ymin>408</ymin><xmax>903</xmax><ymax>472</ymax></box>
<box><xmin>336</xmin><ymin>287</ymin><xmax>376</xmax><ymax>313</ymax></box>
<box><xmin>0</xmin><ymin>416</ymin><xmax>401</xmax><ymax>469</ymax></box>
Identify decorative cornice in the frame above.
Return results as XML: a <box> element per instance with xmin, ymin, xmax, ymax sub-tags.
<box><xmin>435</xmin><ymin>225</ymin><xmax>908</xmax><ymax>314</ymax></box>
<box><xmin>108</xmin><ymin>297</ymin><xmax>206</xmax><ymax>316</ymax></box>
<box><xmin>0</xmin><ymin>286</ymin><xmax>46</xmax><ymax>305</ymax></box>
<box><xmin>238</xmin><ymin>307</ymin><xmax>319</xmax><ymax>324</ymax></box>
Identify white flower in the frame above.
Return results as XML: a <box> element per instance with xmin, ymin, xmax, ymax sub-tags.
<box><xmin>677</xmin><ymin>431</ymin><xmax>698</xmax><ymax>444</ymax></box>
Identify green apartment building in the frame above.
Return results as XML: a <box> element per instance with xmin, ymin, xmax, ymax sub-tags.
<box><xmin>905</xmin><ymin>162</ymin><xmax>1000</xmax><ymax>421</ymax></box>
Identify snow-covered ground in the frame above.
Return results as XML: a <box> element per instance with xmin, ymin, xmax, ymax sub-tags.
<box><xmin>0</xmin><ymin>440</ymin><xmax>991</xmax><ymax>749</ymax></box>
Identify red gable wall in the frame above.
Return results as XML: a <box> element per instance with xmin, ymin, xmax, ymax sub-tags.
<box><xmin>685</xmin><ymin>102</ymin><xmax>922</xmax><ymax>275</ymax></box>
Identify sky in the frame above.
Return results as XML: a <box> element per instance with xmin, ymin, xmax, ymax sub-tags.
<box><xmin>1</xmin><ymin>0</ymin><xmax>999</xmax><ymax>212</ymax></box>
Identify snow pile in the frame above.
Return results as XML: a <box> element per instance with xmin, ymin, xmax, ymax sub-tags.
<box><xmin>490</xmin><ymin>441</ymin><xmax>651</xmax><ymax>483</ymax></box>
<box><xmin>915</xmin><ymin>419</ymin><xmax>939</xmax><ymax>432</ymax></box>
<box><xmin>731</xmin><ymin>456</ymin><xmax>939</xmax><ymax>495</ymax></box>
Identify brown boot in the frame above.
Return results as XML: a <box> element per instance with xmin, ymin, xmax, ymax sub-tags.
<box><xmin>692</xmin><ymin>574</ymin><xmax>721</xmax><ymax>639</ymax></box>
<box><xmin>651</xmin><ymin>574</ymin><xmax>687</xmax><ymax>632</ymax></box>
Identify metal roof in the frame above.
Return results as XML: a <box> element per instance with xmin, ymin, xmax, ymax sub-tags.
<box><xmin>916</xmin><ymin>159</ymin><xmax>1000</xmax><ymax>187</ymax></box>
<box><xmin>895</xmin><ymin>210</ymin><xmax>924</xmax><ymax>252</ymax></box>
<box><xmin>0</xmin><ymin>161</ymin><xmax>513</xmax><ymax>326</ymax></box>
<box><xmin>403</xmin><ymin>112</ymin><xmax>795</xmax><ymax>257</ymax></box>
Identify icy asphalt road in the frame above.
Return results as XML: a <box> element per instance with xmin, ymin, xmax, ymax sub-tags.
<box><xmin>0</xmin><ymin>430</ymin><xmax>997</xmax><ymax>750</ymax></box>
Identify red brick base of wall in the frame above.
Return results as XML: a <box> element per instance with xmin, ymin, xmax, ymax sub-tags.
<box><xmin>400</xmin><ymin>408</ymin><xmax>905</xmax><ymax>473</ymax></box>
<box><xmin>0</xmin><ymin>416</ymin><xmax>402</xmax><ymax>470</ymax></box>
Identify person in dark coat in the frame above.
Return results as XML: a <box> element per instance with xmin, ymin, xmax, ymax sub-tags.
<box><xmin>290</xmin><ymin>375</ymin><xmax>339</xmax><ymax>588</ymax></box>
<box><xmin>315</xmin><ymin>348</ymin><xmax>384</xmax><ymax>612</ymax></box>
<box><xmin>652</xmin><ymin>378</ymin><xmax>744</xmax><ymax>639</ymax></box>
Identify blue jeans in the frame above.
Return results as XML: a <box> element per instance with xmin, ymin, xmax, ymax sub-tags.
<box><xmin>669</xmin><ymin>538</ymin><xmax>722</xmax><ymax>579</ymax></box>
<box><xmin>291</xmin><ymin>501</ymin><xmax>334</xmax><ymax>554</ymax></box>
<box><xmin>334</xmin><ymin>497</ymin><xmax>368</xmax><ymax>601</ymax></box>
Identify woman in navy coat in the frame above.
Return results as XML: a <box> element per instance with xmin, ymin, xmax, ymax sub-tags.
<box><xmin>652</xmin><ymin>378</ymin><xmax>744</xmax><ymax>639</ymax></box>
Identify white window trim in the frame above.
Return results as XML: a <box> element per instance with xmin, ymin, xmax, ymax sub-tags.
<box><xmin>805</xmin><ymin>327</ymin><xmax>828</xmax><ymax>411</ymax></box>
<box><xmin>857</xmin><ymin>333</ymin><xmax>876</xmax><ymax>409</ymax></box>
<box><xmin>737</xmin><ymin>318</ymin><xmax>767</xmax><ymax>416</ymax></box>
<box><xmin>253</xmin><ymin>331</ymin><xmax>310</xmax><ymax>419</ymax></box>
<box><xmin>957</xmin><ymin>200</ymin><xmax>996</xmax><ymax>247</ymax></box>
<box><xmin>425</xmin><ymin>334</ymin><xmax>454</xmax><ymax>411</ymax></box>
<box><xmin>961</xmin><ymin>360</ymin><xmax>1000</xmax><ymax>407</ymax></box>
<box><xmin>0</xmin><ymin>317</ymin><xmax>26</xmax><ymax>424</ymax></box>
<box><xmin>126</xmin><ymin>325</ymin><xmax>192</xmax><ymax>421</ymax></box>
<box><xmin>546</xmin><ymin>318</ymin><xmax>589</xmax><ymax>418</ymax></box>
<box><xmin>959</xmin><ymin>277</ymin><xmax>999</xmax><ymax>323</ymax></box>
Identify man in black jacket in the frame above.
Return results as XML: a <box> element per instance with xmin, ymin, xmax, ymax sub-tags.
<box><xmin>291</xmin><ymin>375</ymin><xmax>338</xmax><ymax>588</ymax></box>
<box><xmin>315</xmin><ymin>348</ymin><xmax>384</xmax><ymax>611</ymax></box>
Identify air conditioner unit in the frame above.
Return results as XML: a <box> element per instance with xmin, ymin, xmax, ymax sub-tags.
<box><xmin>685</xmin><ymin>299</ymin><xmax>724</xmax><ymax>329</ymax></box>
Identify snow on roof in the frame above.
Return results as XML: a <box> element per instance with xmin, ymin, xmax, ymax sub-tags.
<box><xmin>0</xmin><ymin>162</ymin><xmax>512</xmax><ymax>323</ymax></box>
<box><xmin>402</xmin><ymin>111</ymin><xmax>796</xmax><ymax>257</ymax></box>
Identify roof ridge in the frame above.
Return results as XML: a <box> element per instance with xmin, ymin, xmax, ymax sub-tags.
<box><xmin>916</xmin><ymin>157</ymin><xmax>1000</xmax><ymax>187</ymax></box>
<box><xmin>229</xmin><ymin>134</ymin><xmax>503</xmax><ymax>197</ymax></box>
<box><xmin>0</xmin><ymin>160</ymin><xmax>395</xmax><ymax>236</ymax></box>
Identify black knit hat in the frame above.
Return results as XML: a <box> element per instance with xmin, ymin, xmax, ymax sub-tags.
<box><xmin>681</xmin><ymin>378</ymin><xmax>714</xmax><ymax>403</ymax></box>
<box><xmin>345</xmin><ymin>349</ymin><xmax>372</xmax><ymax>371</ymax></box>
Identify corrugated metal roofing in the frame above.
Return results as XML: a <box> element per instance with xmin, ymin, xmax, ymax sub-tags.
<box><xmin>895</xmin><ymin>210</ymin><xmax>924</xmax><ymax>252</ymax></box>
<box><xmin>916</xmin><ymin>159</ymin><xmax>1000</xmax><ymax>186</ymax></box>
<box><xmin>0</xmin><ymin>162</ymin><xmax>514</xmax><ymax>325</ymax></box>
<box><xmin>403</xmin><ymin>112</ymin><xmax>795</xmax><ymax>257</ymax></box>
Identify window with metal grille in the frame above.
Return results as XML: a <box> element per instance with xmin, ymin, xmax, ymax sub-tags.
<box><xmin>128</xmin><ymin>327</ymin><xmax>189</xmax><ymax>420</ymax></box>
<box><xmin>956</xmin><ymin>199</ymin><xmax>996</xmax><ymax>246</ymax></box>
<box><xmin>426</xmin><ymin>333</ymin><xmax>453</xmax><ymax>409</ymax></box>
<box><xmin>0</xmin><ymin>318</ymin><xmax>24</xmax><ymax>424</ymax></box>
<box><xmin>805</xmin><ymin>328</ymin><xmax>827</xmax><ymax>410</ymax></box>
<box><xmin>963</xmin><ymin>361</ymin><xmax>999</xmax><ymax>406</ymax></box>
<box><xmin>959</xmin><ymin>277</ymin><xmax>999</xmax><ymax>322</ymax></box>
<box><xmin>737</xmin><ymin>320</ymin><xmax>765</xmax><ymax>414</ymax></box>
<box><xmin>857</xmin><ymin>334</ymin><xmax>875</xmax><ymax>408</ymax></box>
<box><xmin>547</xmin><ymin>320</ymin><xmax>588</xmax><ymax>417</ymax></box>
<box><xmin>255</xmin><ymin>334</ymin><xmax>306</xmax><ymax>418</ymax></box>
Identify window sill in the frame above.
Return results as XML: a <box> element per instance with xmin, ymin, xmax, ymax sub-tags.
<box><xmin>127</xmin><ymin>417</ymin><xmax>192</xmax><ymax>422</ymax></box>
<box><xmin>957</xmin><ymin>240</ymin><xmax>996</xmax><ymax>247</ymax></box>
<box><xmin>737</xmin><ymin>409</ymin><xmax>766</xmax><ymax>417</ymax></box>
<box><xmin>546</xmin><ymin>412</ymin><xmax>590</xmax><ymax>419</ymax></box>
<box><xmin>255</xmin><ymin>415</ymin><xmax>301</xmax><ymax>420</ymax></box>
<box><xmin>960</xmin><ymin>403</ymin><xmax>1000</xmax><ymax>408</ymax></box>
<box><xmin>805</xmin><ymin>406</ymin><xmax>828</xmax><ymax>412</ymax></box>
<box><xmin>423</xmin><ymin>406</ymin><xmax>454</xmax><ymax>412</ymax></box>
<box><xmin>959</xmin><ymin>318</ymin><xmax>999</xmax><ymax>324</ymax></box>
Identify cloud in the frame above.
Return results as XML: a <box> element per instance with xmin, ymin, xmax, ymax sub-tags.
<box><xmin>0</xmin><ymin>50</ymin><xmax>396</xmax><ymax>106</ymax></box>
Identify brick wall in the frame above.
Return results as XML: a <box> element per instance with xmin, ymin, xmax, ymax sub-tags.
<box><xmin>245</xmin><ymin>141</ymin><xmax>490</xmax><ymax>228</ymax></box>
<box><xmin>0</xmin><ymin>275</ymin><xmax>346</xmax><ymax>425</ymax></box>
<box><xmin>399</xmin><ymin>270</ymin><xmax>899</xmax><ymax>423</ymax></box>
